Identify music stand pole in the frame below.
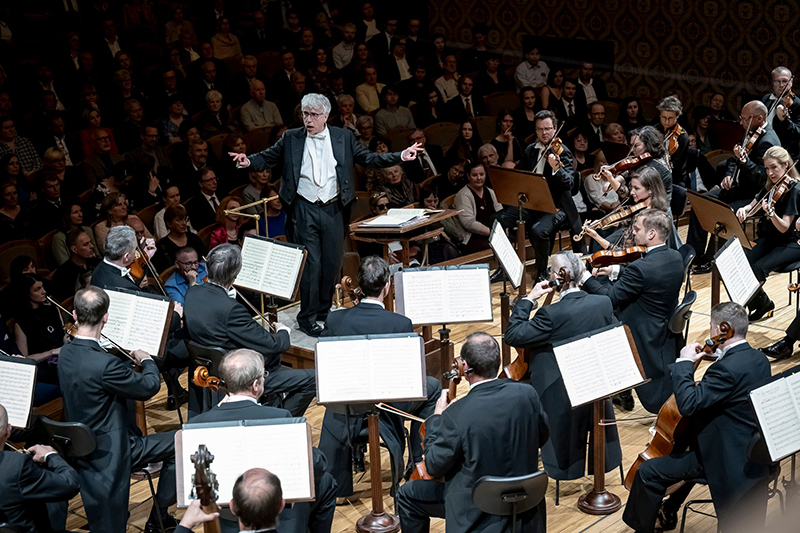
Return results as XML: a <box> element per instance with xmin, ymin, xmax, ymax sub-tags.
<box><xmin>500</xmin><ymin>278</ymin><xmax>511</xmax><ymax>366</ymax></box>
<box><xmin>578</xmin><ymin>398</ymin><xmax>621</xmax><ymax>515</ymax></box>
<box><xmin>438</xmin><ymin>324</ymin><xmax>452</xmax><ymax>388</ymax></box>
<box><xmin>356</xmin><ymin>409</ymin><xmax>401</xmax><ymax>533</ymax></box>
<box><xmin>516</xmin><ymin>193</ymin><xmax>528</xmax><ymax>296</ymax></box>
<box><xmin>710</xmin><ymin>224</ymin><xmax>724</xmax><ymax>306</ymax></box>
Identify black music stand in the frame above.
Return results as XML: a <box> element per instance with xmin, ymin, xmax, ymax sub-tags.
<box><xmin>686</xmin><ymin>190</ymin><xmax>753</xmax><ymax>306</ymax></box>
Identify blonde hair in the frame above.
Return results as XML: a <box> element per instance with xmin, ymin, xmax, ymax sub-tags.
<box><xmin>43</xmin><ymin>147</ymin><xmax>66</xmax><ymax>165</ymax></box>
<box><xmin>763</xmin><ymin>146</ymin><xmax>799</xmax><ymax>189</ymax></box>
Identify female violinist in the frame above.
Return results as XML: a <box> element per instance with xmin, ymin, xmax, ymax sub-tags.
<box><xmin>735</xmin><ymin>146</ymin><xmax>800</xmax><ymax>321</ymax></box>
<box><xmin>582</xmin><ymin>167</ymin><xmax>669</xmax><ymax>253</ymax></box>
<box><xmin>598</xmin><ymin>125</ymin><xmax>672</xmax><ymax>202</ymax></box>
<box><xmin>656</xmin><ymin>96</ymin><xmax>689</xmax><ymax>188</ymax></box>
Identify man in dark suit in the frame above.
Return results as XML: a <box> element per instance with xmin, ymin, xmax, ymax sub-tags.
<box><xmin>583</xmin><ymin>102</ymin><xmax>607</xmax><ymax>153</ymax></box>
<box><xmin>26</xmin><ymin>174</ymin><xmax>70</xmax><ymax>239</ymax></box>
<box><xmin>575</xmin><ymin>62</ymin><xmax>608</xmax><ymax>109</ymax></box>
<box><xmin>186</xmin><ymin>59</ymin><xmax>227</xmax><ymax>114</ymax></box>
<box><xmin>367</xmin><ymin>17</ymin><xmax>398</xmax><ymax>62</ymax></box>
<box><xmin>90</xmin><ymin>225</ymin><xmax>153</xmax><ymax>292</ymax></box>
<box><xmin>184</xmin><ymin>244</ymin><xmax>316</xmax><ymax>417</ymax></box>
<box><xmin>0</xmin><ymin>403</ymin><xmax>80</xmax><ymax>533</ymax></box>
<box><xmin>229</xmin><ymin>93</ymin><xmax>422</xmax><ymax>337</ymax></box>
<box><xmin>319</xmin><ymin>256</ymin><xmax>441</xmax><ymax>497</ymax></box>
<box><xmin>513</xmin><ymin>109</ymin><xmax>585</xmax><ymax>281</ymax></box>
<box><xmin>582</xmin><ymin>209</ymin><xmax>684</xmax><ymax>413</ymax></box>
<box><xmin>444</xmin><ymin>73</ymin><xmax>487</xmax><ymax>123</ymax></box>
<box><xmin>624</xmin><ymin>302</ymin><xmax>771</xmax><ymax>533</ymax></box>
<box><xmin>554</xmin><ymin>78</ymin><xmax>587</xmax><ymax>132</ymax></box>
<box><xmin>57</xmin><ymin>286</ymin><xmax>177</xmax><ymax>533</ymax></box>
<box><xmin>505</xmin><ymin>251</ymin><xmax>622</xmax><ymax>481</ymax></box>
<box><xmin>185</xmin><ymin>167</ymin><xmax>221</xmax><ymax>230</ymax></box>
<box><xmin>397</xmin><ymin>332</ymin><xmax>550</xmax><ymax>532</ymax></box>
<box><xmin>267</xmin><ymin>51</ymin><xmax>298</xmax><ymax>104</ymax></box>
<box><xmin>402</xmin><ymin>128</ymin><xmax>445</xmax><ymax>184</ymax></box>
<box><xmin>191</xmin><ymin>349</ymin><xmax>337</xmax><ymax>533</ymax></box>
<box><xmin>171</xmin><ymin>137</ymin><xmax>211</xmax><ymax>198</ymax></box>
<box><xmin>764</xmin><ymin>66</ymin><xmax>800</xmax><ymax>162</ymax></box>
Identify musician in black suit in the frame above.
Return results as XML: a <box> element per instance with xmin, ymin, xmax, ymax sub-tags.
<box><xmin>183</xmin><ymin>244</ymin><xmax>316</xmax><ymax>417</ymax></box>
<box><xmin>513</xmin><ymin>109</ymin><xmax>585</xmax><ymax>281</ymax></box>
<box><xmin>397</xmin><ymin>332</ymin><xmax>550</xmax><ymax>533</ymax></box>
<box><xmin>319</xmin><ymin>256</ymin><xmax>441</xmax><ymax>497</ymax></box>
<box><xmin>90</xmin><ymin>225</ymin><xmax>152</xmax><ymax>292</ymax></box>
<box><xmin>656</xmin><ymin>96</ymin><xmax>690</xmax><ymax>189</ymax></box>
<box><xmin>229</xmin><ymin>93</ymin><xmax>422</xmax><ymax>337</ymax></box>
<box><xmin>0</xmin><ymin>403</ymin><xmax>80</xmax><ymax>533</ymax></box>
<box><xmin>191</xmin><ymin>349</ymin><xmax>337</xmax><ymax>533</ymax></box>
<box><xmin>762</xmin><ymin>66</ymin><xmax>800</xmax><ymax>161</ymax></box>
<box><xmin>582</xmin><ymin>209</ymin><xmax>684</xmax><ymax>414</ymax></box>
<box><xmin>444</xmin><ymin>74</ymin><xmax>488</xmax><ymax>123</ymax></box>
<box><xmin>624</xmin><ymin>302</ymin><xmax>771</xmax><ymax>533</ymax></box>
<box><xmin>402</xmin><ymin>129</ymin><xmax>446</xmax><ymax>184</ymax></box>
<box><xmin>57</xmin><ymin>286</ymin><xmax>178</xmax><ymax>533</ymax></box>
<box><xmin>505</xmin><ymin>252</ymin><xmax>622</xmax><ymax>481</ymax></box>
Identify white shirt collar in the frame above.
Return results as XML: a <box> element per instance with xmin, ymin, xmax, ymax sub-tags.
<box><xmin>225</xmin><ymin>394</ymin><xmax>258</xmax><ymax>404</ymax></box>
<box><xmin>361</xmin><ymin>298</ymin><xmax>385</xmax><ymax>309</ymax></box>
<box><xmin>103</xmin><ymin>257</ymin><xmax>130</xmax><ymax>277</ymax></box>
<box><xmin>201</xmin><ymin>191</ymin><xmax>218</xmax><ymax>202</ymax></box>
<box><xmin>470</xmin><ymin>377</ymin><xmax>497</xmax><ymax>389</ymax></box>
<box><xmin>580</xmin><ymin>78</ymin><xmax>593</xmax><ymax>87</ymax></box>
<box><xmin>718</xmin><ymin>339</ymin><xmax>747</xmax><ymax>361</ymax></box>
<box><xmin>561</xmin><ymin>287</ymin><xmax>581</xmax><ymax>296</ymax></box>
<box><xmin>74</xmin><ymin>334</ymin><xmax>102</xmax><ymax>346</ymax></box>
<box><xmin>307</xmin><ymin>126</ymin><xmax>329</xmax><ymax>140</ymax></box>
<box><xmin>646</xmin><ymin>243</ymin><xmax>666</xmax><ymax>252</ymax></box>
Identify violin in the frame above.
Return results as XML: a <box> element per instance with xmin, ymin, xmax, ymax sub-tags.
<box><xmin>574</xmin><ymin>201</ymin><xmax>648</xmax><ymax>241</ymax></box>
<box><xmin>665</xmin><ymin>125</ymin><xmax>685</xmax><ymax>157</ymax></box>
<box><xmin>190</xmin><ymin>445</ymin><xmax>222</xmax><ymax>533</ymax></box>
<box><xmin>193</xmin><ymin>366</ymin><xmax>224</xmax><ymax>392</ymax></box>
<box><xmin>589</xmin><ymin>246</ymin><xmax>647</xmax><ymax>268</ymax></box>
<box><xmin>738</xmin><ymin>125</ymin><xmax>766</xmax><ymax>163</ymax></box>
<box><xmin>548</xmin><ymin>137</ymin><xmax>566</xmax><ymax>170</ymax></box>
<box><xmin>592</xmin><ymin>152</ymin><xmax>652</xmax><ymax>193</ymax></box>
<box><xmin>743</xmin><ymin>162</ymin><xmax>798</xmax><ymax>220</ymax></box>
<box><xmin>409</xmin><ymin>358</ymin><xmax>465</xmax><ymax>481</ymax></box>
<box><xmin>624</xmin><ymin>322</ymin><xmax>734</xmax><ymax>490</ymax></box>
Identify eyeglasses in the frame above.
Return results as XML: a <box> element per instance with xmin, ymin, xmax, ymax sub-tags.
<box><xmin>177</xmin><ymin>260</ymin><xmax>199</xmax><ymax>267</ymax></box>
<box><xmin>302</xmin><ymin>111</ymin><xmax>324</xmax><ymax>119</ymax></box>
<box><xmin>535</xmin><ymin>126</ymin><xmax>555</xmax><ymax>133</ymax></box>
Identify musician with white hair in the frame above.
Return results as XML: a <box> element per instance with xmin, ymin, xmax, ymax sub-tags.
<box><xmin>230</xmin><ymin>93</ymin><xmax>423</xmax><ymax>337</ymax></box>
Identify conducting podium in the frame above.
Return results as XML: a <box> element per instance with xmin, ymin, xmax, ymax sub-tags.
<box><xmin>686</xmin><ymin>190</ymin><xmax>753</xmax><ymax>306</ymax></box>
<box><xmin>488</xmin><ymin>165</ymin><xmax>556</xmax><ymax>295</ymax></box>
<box><xmin>316</xmin><ymin>333</ymin><xmax>428</xmax><ymax>533</ymax></box>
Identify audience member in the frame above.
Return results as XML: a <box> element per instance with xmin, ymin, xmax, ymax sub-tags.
<box><xmin>515</xmin><ymin>46</ymin><xmax>549</xmax><ymax>90</ymax></box>
<box><xmin>186</xmin><ymin>167</ymin><xmax>221</xmax><ymax>229</ymax></box>
<box><xmin>154</xmin><ymin>184</ymin><xmax>193</xmax><ymax>240</ymax></box>
<box><xmin>374</xmin><ymin>85</ymin><xmax>415</xmax><ymax>135</ymax></box>
<box><xmin>0</xmin><ymin>116</ymin><xmax>41</xmax><ymax>175</ymax></box>
<box><xmin>53</xmin><ymin>202</ymin><xmax>98</xmax><ymax>265</ymax></box>
<box><xmin>164</xmin><ymin>246</ymin><xmax>206</xmax><ymax>306</ymax></box>
<box><xmin>0</xmin><ymin>182</ymin><xmax>26</xmax><ymax>243</ymax></box>
<box><xmin>434</xmin><ymin>55</ymin><xmax>460</xmax><ymax>102</ymax></box>
<box><xmin>454</xmin><ymin>161</ymin><xmax>503</xmax><ymax>253</ymax></box>
<box><xmin>491</xmin><ymin>109</ymin><xmax>524</xmax><ymax>167</ymax></box>
<box><xmin>209</xmin><ymin>196</ymin><xmax>243</xmax><ymax>249</ymax></box>
<box><xmin>540</xmin><ymin>67</ymin><xmax>565</xmax><ymax>111</ymax></box>
<box><xmin>154</xmin><ymin>204</ymin><xmax>205</xmax><ymax>271</ymax></box>
<box><xmin>52</xmin><ymin>228</ymin><xmax>99</xmax><ymax>301</ymax></box>
<box><xmin>403</xmin><ymin>129</ymin><xmax>445</xmax><ymax>184</ymax></box>
<box><xmin>239</xmin><ymin>80</ymin><xmax>283</xmax><ymax>132</ymax></box>
<box><xmin>446</xmin><ymin>119</ymin><xmax>483</xmax><ymax>165</ymax></box>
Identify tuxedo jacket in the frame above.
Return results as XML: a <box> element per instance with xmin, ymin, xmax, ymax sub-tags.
<box><xmin>90</xmin><ymin>259</ymin><xmax>141</xmax><ymax>292</ymax></box>
<box><xmin>517</xmin><ymin>141</ymin><xmax>577</xmax><ymax>202</ymax></box>
<box><xmin>247</xmin><ymin>126</ymin><xmax>403</xmax><ymax>207</ymax></box>
<box><xmin>321</xmin><ymin>300</ymin><xmax>413</xmax><ymax>336</ymax></box>
<box><xmin>724</xmin><ymin>127</ymin><xmax>780</xmax><ymax>200</ymax></box>
<box><xmin>762</xmin><ymin>92</ymin><xmax>800</xmax><ymax>161</ymax></box>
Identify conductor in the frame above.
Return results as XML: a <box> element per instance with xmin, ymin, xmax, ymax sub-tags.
<box><xmin>229</xmin><ymin>93</ymin><xmax>423</xmax><ymax>337</ymax></box>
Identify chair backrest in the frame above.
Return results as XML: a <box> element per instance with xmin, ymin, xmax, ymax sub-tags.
<box><xmin>473</xmin><ymin>115</ymin><xmax>497</xmax><ymax>145</ymax></box>
<box><xmin>423</xmin><ymin>122</ymin><xmax>460</xmax><ymax>151</ymax></box>
<box><xmin>471</xmin><ymin>471</ymin><xmax>549</xmax><ymax>517</ymax></box>
<box><xmin>350</xmin><ymin>191</ymin><xmax>373</xmax><ymax>223</ymax></box>
<box><xmin>599</xmin><ymin>100</ymin><xmax>619</xmax><ymax>124</ymax></box>
<box><xmin>638</xmin><ymin>97</ymin><xmax>659</xmax><ymax>122</ymax></box>
<box><xmin>196</xmin><ymin>224</ymin><xmax>217</xmax><ymax>251</ymax></box>
<box><xmin>0</xmin><ymin>240</ymin><xmax>41</xmax><ymax>285</ymax></box>
<box><xmin>206</xmin><ymin>133</ymin><xmax>229</xmax><ymax>160</ymax></box>
<box><xmin>441</xmin><ymin>193</ymin><xmax>457</xmax><ymax>209</ymax></box>
<box><xmin>37</xmin><ymin>230</ymin><xmax>60</xmax><ymax>271</ymax></box>
<box><xmin>671</xmin><ymin>184</ymin><xmax>688</xmax><ymax>220</ymax></box>
<box><xmin>186</xmin><ymin>340</ymin><xmax>228</xmax><ymax>374</ymax></box>
<box><xmin>244</xmin><ymin>126</ymin><xmax>274</xmax><ymax>154</ymax></box>
<box><xmin>385</xmin><ymin>127</ymin><xmax>415</xmax><ymax>152</ymax></box>
<box><xmin>668</xmin><ymin>290</ymin><xmax>697</xmax><ymax>335</ymax></box>
<box><xmin>484</xmin><ymin>91</ymin><xmax>521</xmax><ymax>117</ymax></box>
<box><xmin>704</xmin><ymin>148</ymin><xmax>734</xmax><ymax>169</ymax></box>
<box><xmin>159</xmin><ymin>265</ymin><xmax>176</xmax><ymax>287</ymax></box>
<box><xmin>678</xmin><ymin>243</ymin><xmax>696</xmax><ymax>283</ymax></box>
<box><xmin>228</xmin><ymin>184</ymin><xmax>248</xmax><ymax>200</ymax></box>
<box><xmin>135</xmin><ymin>204</ymin><xmax>160</xmax><ymax>235</ymax></box>
<box><xmin>77</xmin><ymin>187</ymin><xmax>93</xmax><ymax>206</ymax></box>
<box><xmin>256</xmin><ymin>51</ymin><xmax>282</xmax><ymax>79</ymax></box>
<box><xmin>40</xmin><ymin>416</ymin><xmax>97</xmax><ymax>459</ymax></box>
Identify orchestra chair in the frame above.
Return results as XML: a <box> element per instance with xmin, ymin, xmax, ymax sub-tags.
<box><xmin>158</xmin><ymin>265</ymin><xmax>176</xmax><ymax>288</ymax></box>
<box><xmin>599</xmin><ymin>101</ymin><xmax>619</xmax><ymax>124</ymax></box>
<box><xmin>703</xmin><ymin>149</ymin><xmax>734</xmax><ymax>170</ymax></box>
<box><xmin>195</xmin><ymin>224</ymin><xmax>217</xmax><ymax>252</ymax></box>
<box><xmin>385</xmin><ymin>127</ymin><xmax>415</xmax><ymax>152</ymax></box>
<box><xmin>678</xmin><ymin>244</ymin><xmax>696</xmax><ymax>294</ymax></box>
<box><xmin>471</xmin><ymin>471</ymin><xmax>549</xmax><ymax>533</ymax></box>
<box><xmin>484</xmin><ymin>91</ymin><xmax>520</xmax><ymax>117</ymax></box>
<box><xmin>228</xmin><ymin>184</ymin><xmax>247</xmax><ymax>200</ymax></box>
<box><xmin>186</xmin><ymin>341</ymin><xmax>227</xmax><ymax>417</ymax></box>
<box><xmin>244</xmin><ymin>126</ymin><xmax>274</xmax><ymax>154</ymax></box>
<box><xmin>668</xmin><ymin>290</ymin><xmax>697</xmax><ymax>348</ymax></box>
<box><xmin>37</xmin><ymin>230</ymin><xmax>60</xmax><ymax>271</ymax></box>
<box><xmin>474</xmin><ymin>115</ymin><xmax>497</xmax><ymax>145</ymax></box>
<box><xmin>256</xmin><ymin>52</ymin><xmax>282</xmax><ymax>79</ymax></box>
<box><xmin>0</xmin><ymin>240</ymin><xmax>40</xmax><ymax>284</ymax></box>
<box><xmin>776</xmin><ymin>260</ymin><xmax>800</xmax><ymax>310</ymax></box>
<box><xmin>135</xmin><ymin>204</ymin><xmax>160</xmax><ymax>235</ymax></box>
<box><xmin>423</xmin><ymin>122</ymin><xmax>460</xmax><ymax>151</ymax></box>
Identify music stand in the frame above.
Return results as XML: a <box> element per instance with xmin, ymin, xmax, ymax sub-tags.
<box><xmin>488</xmin><ymin>166</ymin><xmax>557</xmax><ymax>295</ymax></box>
<box><xmin>686</xmin><ymin>190</ymin><xmax>753</xmax><ymax>306</ymax></box>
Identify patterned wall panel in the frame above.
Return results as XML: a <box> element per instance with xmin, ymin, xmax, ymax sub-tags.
<box><xmin>430</xmin><ymin>0</ymin><xmax>800</xmax><ymax>113</ymax></box>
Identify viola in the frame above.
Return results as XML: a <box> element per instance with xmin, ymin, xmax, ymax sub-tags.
<box><xmin>548</xmin><ymin>137</ymin><xmax>566</xmax><ymax>170</ymax></box>
<box><xmin>190</xmin><ymin>445</ymin><xmax>222</xmax><ymax>533</ymax></box>
<box><xmin>575</xmin><ymin>201</ymin><xmax>648</xmax><ymax>241</ymax></box>
<box><xmin>665</xmin><ymin>125</ymin><xmax>686</xmax><ymax>157</ymax></box>
<box><xmin>624</xmin><ymin>322</ymin><xmax>734</xmax><ymax>490</ymax></box>
<box><xmin>589</xmin><ymin>246</ymin><xmax>647</xmax><ymax>268</ymax></box>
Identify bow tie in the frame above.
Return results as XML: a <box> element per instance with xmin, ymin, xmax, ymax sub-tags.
<box><xmin>308</xmin><ymin>132</ymin><xmax>326</xmax><ymax>140</ymax></box>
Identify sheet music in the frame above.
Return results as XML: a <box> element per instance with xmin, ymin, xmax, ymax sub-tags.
<box><xmin>360</xmin><ymin>209</ymin><xmax>428</xmax><ymax>227</ymax></box>
<box><xmin>178</xmin><ymin>421</ymin><xmax>314</xmax><ymax>506</ymax></box>
<box><xmin>316</xmin><ymin>335</ymin><xmax>426</xmax><ymax>403</ymax></box>
<box><xmin>103</xmin><ymin>289</ymin><xmax>171</xmax><ymax>356</ymax></box>
<box><xmin>714</xmin><ymin>237</ymin><xmax>760</xmax><ymax>305</ymax></box>
<box><xmin>750</xmin><ymin>376</ymin><xmax>800</xmax><ymax>462</ymax></box>
<box><xmin>235</xmin><ymin>237</ymin><xmax>304</xmax><ymax>300</ymax></box>
<box><xmin>554</xmin><ymin>326</ymin><xmax>645</xmax><ymax>407</ymax></box>
<box><xmin>489</xmin><ymin>221</ymin><xmax>523</xmax><ymax>288</ymax></box>
<box><xmin>394</xmin><ymin>267</ymin><xmax>492</xmax><ymax>325</ymax></box>
<box><xmin>0</xmin><ymin>358</ymin><xmax>36</xmax><ymax>427</ymax></box>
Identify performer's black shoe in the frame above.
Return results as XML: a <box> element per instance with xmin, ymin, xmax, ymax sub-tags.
<box><xmin>748</xmin><ymin>300</ymin><xmax>775</xmax><ymax>322</ymax></box>
<box><xmin>145</xmin><ymin>514</ymin><xmax>178</xmax><ymax>533</ymax></box>
<box><xmin>762</xmin><ymin>337</ymin><xmax>795</xmax><ymax>360</ymax></box>
<box><xmin>353</xmin><ymin>444</ymin><xmax>366</xmax><ymax>473</ymax></box>
<box><xmin>691</xmin><ymin>262</ymin><xmax>712</xmax><ymax>275</ymax></box>
<box><xmin>166</xmin><ymin>387</ymin><xmax>188</xmax><ymax>411</ymax></box>
<box><xmin>657</xmin><ymin>503</ymin><xmax>678</xmax><ymax>531</ymax></box>
<box><xmin>298</xmin><ymin>323</ymin><xmax>323</xmax><ymax>337</ymax></box>
<box><xmin>489</xmin><ymin>269</ymin><xmax>505</xmax><ymax>284</ymax></box>
<box><xmin>612</xmin><ymin>391</ymin><xmax>635</xmax><ymax>412</ymax></box>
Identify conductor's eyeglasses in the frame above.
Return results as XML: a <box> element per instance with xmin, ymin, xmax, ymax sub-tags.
<box><xmin>302</xmin><ymin>111</ymin><xmax>324</xmax><ymax>119</ymax></box>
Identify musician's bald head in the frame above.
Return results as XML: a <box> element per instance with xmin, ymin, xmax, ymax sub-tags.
<box><xmin>220</xmin><ymin>348</ymin><xmax>264</xmax><ymax>396</ymax></box>
<box><xmin>461</xmin><ymin>332</ymin><xmax>500</xmax><ymax>379</ymax></box>
<box><xmin>230</xmin><ymin>467</ymin><xmax>284</xmax><ymax>530</ymax></box>
<box><xmin>741</xmin><ymin>101</ymin><xmax>768</xmax><ymax>129</ymax></box>
<box><xmin>74</xmin><ymin>286</ymin><xmax>110</xmax><ymax>327</ymax></box>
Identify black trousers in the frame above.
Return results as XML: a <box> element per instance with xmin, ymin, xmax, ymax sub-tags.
<box><xmin>685</xmin><ymin>188</ymin><xmax>751</xmax><ymax>263</ymax></box>
<box><xmin>288</xmin><ymin>197</ymin><xmax>347</xmax><ymax>328</ymax></box>
<box><xmin>396</xmin><ymin>479</ymin><xmax>446</xmax><ymax>533</ymax></box>
<box><xmin>744</xmin><ymin>238</ymin><xmax>800</xmax><ymax>283</ymax></box>
<box><xmin>263</xmin><ymin>365</ymin><xmax>317</xmax><ymax>417</ymax></box>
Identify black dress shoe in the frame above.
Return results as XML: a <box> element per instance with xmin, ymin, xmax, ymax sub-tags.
<box><xmin>489</xmin><ymin>269</ymin><xmax>506</xmax><ymax>283</ymax></box>
<box><xmin>612</xmin><ymin>391</ymin><xmax>635</xmax><ymax>411</ymax></box>
<box><xmin>657</xmin><ymin>504</ymin><xmax>678</xmax><ymax>531</ymax></box>
<box><xmin>353</xmin><ymin>444</ymin><xmax>366</xmax><ymax>473</ymax></box>
<box><xmin>166</xmin><ymin>387</ymin><xmax>189</xmax><ymax>411</ymax></box>
<box><xmin>145</xmin><ymin>514</ymin><xmax>178</xmax><ymax>533</ymax></box>
<box><xmin>762</xmin><ymin>337</ymin><xmax>795</xmax><ymax>360</ymax></box>
<box><xmin>748</xmin><ymin>299</ymin><xmax>775</xmax><ymax>322</ymax></box>
<box><xmin>298</xmin><ymin>323</ymin><xmax>323</xmax><ymax>337</ymax></box>
<box><xmin>691</xmin><ymin>262</ymin><xmax>712</xmax><ymax>275</ymax></box>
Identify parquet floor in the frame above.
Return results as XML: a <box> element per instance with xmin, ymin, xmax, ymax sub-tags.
<box><xmin>62</xmin><ymin>228</ymin><xmax>800</xmax><ymax>532</ymax></box>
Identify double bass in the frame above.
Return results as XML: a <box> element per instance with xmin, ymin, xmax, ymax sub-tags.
<box><xmin>190</xmin><ymin>444</ymin><xmax>222</xmax><ymax>533</ymax></box>
<box><xmin>623</xmin><ymin>322</ymin><xmax>734</xmax><ymax>490</ymax></box>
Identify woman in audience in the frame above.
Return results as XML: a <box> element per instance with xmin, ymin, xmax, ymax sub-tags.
<box><xmin>258</xmin><ymin>185</ymin><xmax>287</xmax><ymax>238</ymax></box>
<box><xmin>53</xmin><ymin>203</ymin><xmax>98</xmax><ymax>265</ymax></box>
<box><xmin>454</xmin><ymin>161</ymin><xmax>503</xmax><ymax>253</ymax></box>
<box><xmin>211</xmin><ymin>17</ymin><xmax>242</xmax><ymax>60</ymax></box>
<box><xmin>0</xmin><ymin>154</ymin><xmax>31</xmax><ymax>203</ymax></box>
<box><xmin>160</xmin><ymin>94</ymin><xmax>188</xmax><ymax>145</ymax></box>
<box><xmin>307</xmin><ymin>47</ymin><xmax>332</xmax><ymax>94</ymax></box>
<box><xmin>446</xmin><ymin>119</ymin><xmax>482</xmax><ymax>165</ymax></box>
<box><xmin>604</xmin><ymin>123</ymin><xmax>628</xmax><ymax>145</ymax></box>
<box><xmin>209</xmin><ymin>196</ymin><xmax>244</xmax><ymax>249</ymax></box>
<box><xmin>474</xmin><ymin>53</ymin><xmax>512</xmax><ymax>98</ymax></box>
<box><xmin>373</xmin><ymin>165</ymin><xmax>417</xmax><ymax>208</ymax></box>
<box><xmin>40</xmin><ymin>147</ymin><xmax>83</xmax><ymax>199</ymax></box>
<box><xmin>197</xmin><ymin>90</ymin><xmax>234</xmax><ymax>139</ymax></box>
<box><xmin>313</xmin><ymin>13</ymin><xmax>339</xmax><ymax>51</ymax></box>
<box><xmin>618</xmin><ymin>97</ymin><xmax>645</xmax><ymax>134</ymax></box>
<box><xmin>343</xmin><ymin>43</ymin><xmax>373</xmax><ymax>91</ymax></box>
<box><xmin>425</xmin><ymin>33</ymin><xmax>447</xmax><ymax>78</ymax></box>
<box><xmin>364</xmin><ymin>136</ymin><xmax>390</xmax><ymax>191</ymax></box>
<box><xmin>512</xmin><ymin>86</ymin><xmax>541</xmax><ymax>142</ymax></box>
<box><xmin>295</xmin><ymin>29</ymin><xmax>317</xmax><ymax>73</ymax></box>
<box><xmin>0</xmin><ymin>182</ymin><xmax>26</xmax><ymax>243</ymax></box>
<box><xmin>218</xmin><ymin>133</ymin><xmax>251</xmax><ymax>189</ymax></box>
<box><xmin>571</xmin><ymin>128</ymin><xmax>596</xmax><ymax>172</ymax></box>
<box><xmin>693</xmin><ymin>105</ymin><xmax>713</xmax><ymax>154</ymax></box>
<box><xmin>154</xmin><ymin>204</ymin><xmax>205</xmax><ymax>271</ymax></box>
<box><xmin>243</xmin><ymin>168</ymin><xmax>271</xmax><ymax>214</ymax></box>
<box><xmin>709</xmin><ymin>92</ymin><xmax>735</xmax><ymax>121</ymax></box>
<box><xmin>540</xmin><ymin>67</ymin><xmax>565</xmax><ymax>110</ymax></box>
<box><xmin>412</xmin><ymin>88</ymin><xmax>446</xmax><ymax>128</ymax></box>
<box><xmin>95</xmin><ymin>192</ymin><xmax>151</xmax><ymax>256</ymax></box>
<box><xmin>154</xmin><ymin>184</ymin><xmax>193</xmax><ymax>240</ymax></box>
<box><xmin>433</xmin><ymin>158</ymin><xmax>468</xmax><ymax>200</ymax></box>
<box><xmin>73</xmin><ymin>84</ymin><xmax>101</xmax><ymax>124</ymax></box>
<box><xmin>13</xmin><ymin>274</ymin><xmax>65</xmax><ymax>385</ymax></box>
<box><xmin>90</xmin><ymin>161</ymin><xmax>130</xmax><ymax>218</ymax></box>
<box><xmin>491</xmin><ymin>109</ymin><xmax>524</xmax><ymax>167</ymax></box>
<box><xmin>79</xmin><ymin>108</ymin><xmax>118</xmax><ymax>157</ymax></box>
<box><xmin>164</xmin><ymin>6</ymin><xmax>195</xmax><ymax>46</ymax></box>
<box><xmin>356</xmin><ymin>116</ymin><xmax>375</xmax><ymax>148</ymax></box>
<box><xmin>0</xmin><ymin>255</ymin><xmax>37</xmax><ymax>320</ymax></box>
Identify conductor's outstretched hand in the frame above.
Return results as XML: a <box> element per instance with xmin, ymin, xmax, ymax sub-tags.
<box><xmin>401</xmin><ymin>142</ymin><xmax>424</xmax><ymax>161</ymax></box>
<box><xmin>229</xmin><ymin>152</ymin><xmax>250</xmax><ymax>167</ymax></box>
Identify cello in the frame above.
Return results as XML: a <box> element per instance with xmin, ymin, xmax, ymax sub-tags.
<box><xmin>190</xmin><ymin>444</ymin><xmax>222</xmax><ymax>533</ymax></box>
<box><xmin>623</xmin><ymin>322</ymin><xmax>734</xmax><ymax>490</ymax></box>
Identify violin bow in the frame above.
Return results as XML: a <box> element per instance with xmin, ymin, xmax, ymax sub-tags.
<box><xmin>137</xmin><ymin>239</ymin><xmax>167</xmax><ymax>297</ymax></box>
<box><xmin>533</xmin><ymin>123</ymin><xmax>565</xmax><ymax>170</ymax></box>
<box><xmin>200</xmin><ymin>255</ymin><xmax>274</xmax><ymax>331</ymax></box>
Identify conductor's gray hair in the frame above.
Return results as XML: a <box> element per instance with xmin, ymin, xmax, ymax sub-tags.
<box><xmin>657</xmin><ymin>95</ymin><xmax>683</xmax><ymax>116</ymax></box>
<box><xmin>206</xmin><ymin>243</ymin><xmax>242</xmax><ymax>287</ymax></box>
<box><xmin>301</xmin><ymin>93</ymin><xmax>331</xmax><ymax>115</ymax></box>
<box><xmin>710</xmin><ymin>302</ymin><xmax>749</xmax><ymax>338</ymax></box>
<box><xmin>220</xmin><ymin>349</ymin><xmax>264</xmax><ymax>394</ymax></box>
<box><xmin>549</xmin><ymin>251</ymin><xmax>584</xmax><ymax>287</ymax></box>
<box><xmin>105</xmin><ymin>225</ymin><xmax>136</xmax><ymax>261</ymax></box>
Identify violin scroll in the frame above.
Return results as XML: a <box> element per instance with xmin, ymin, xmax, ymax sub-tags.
<box><xmin>193</xmin><ymin>366</ymin><xmax>224</xmax><ymax>392</ymax></box>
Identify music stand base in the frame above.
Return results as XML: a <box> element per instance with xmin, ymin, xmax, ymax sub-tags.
<box><xmin>355</xmin><ymin>511</ymin><xmax>401</xmax><ymax>533</ymax></box>
<box><xmin>577</xmin><ymin>489</ymin><xmax>621</xmax><ymax>515</ymax></box>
